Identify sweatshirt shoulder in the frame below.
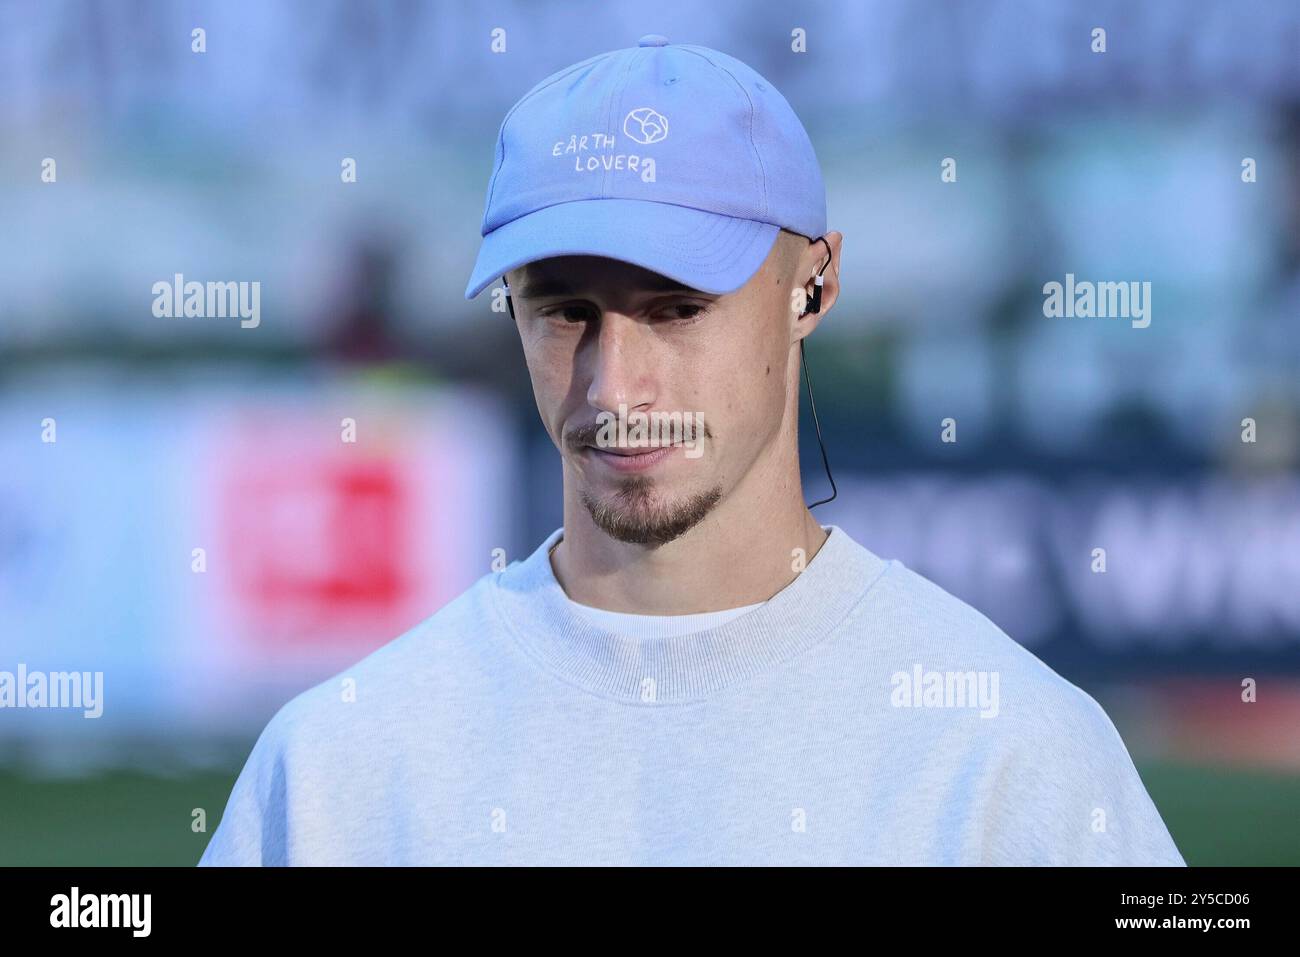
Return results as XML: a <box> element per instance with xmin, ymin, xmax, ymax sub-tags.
<box><xmin>871</xmin><ymin>560</ymin><xmax>1145</xmax><ymax>786</ymax></box>
<box><xmin>871</xmin><ymin>561</ymin><xmax>1183</xmax><ymax>864</ymax></box>
<box><xmin>197</xmin><ymin>572</ymin><xmax>503</xmax><ymax>866</ymax></box>
<box><xmin>219</xmin><ymin>569</ymin><xmax>501</xmax><ymax>779</ymax></box>
<box><xmin>291</xmin><ymin>571</ymin><xmax>498</xmax><ymax>707</ymax></box>
<box><xmin>876</xmin><ymin>559</ymin><xmax>1097</xmax><ymax>712</ymax></box>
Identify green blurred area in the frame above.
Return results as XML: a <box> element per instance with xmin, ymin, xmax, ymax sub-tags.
<box><xmin>1</xmin><ymin>762</ymin><xmax>1298</xmax><ymax>865</ymax></box>
<box><xmin>0</xmin><ymin>768</ymin><xmax>237</xmax><ymax>867</ymax></box>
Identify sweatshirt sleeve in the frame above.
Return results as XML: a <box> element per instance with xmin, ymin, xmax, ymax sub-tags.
<box><xmin>197</xmin><ymin>708</ymin><xmax>292</xmax><ymax>867</ymax></box>
<box><xmin>986</xmin><ymin>683</ymin><xmax>1186</xmax><ymax>866</ymax></box>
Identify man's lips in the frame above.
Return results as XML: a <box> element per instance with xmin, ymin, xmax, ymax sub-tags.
<box><xmin>586</xmin><ymin>443</ymin><xmax>684</xmax><ymax>456</ymax></box>
<box><xmin>582</xmin><ymin>443</ymin><xmax>687</xmax><ymax>472</ymax></box>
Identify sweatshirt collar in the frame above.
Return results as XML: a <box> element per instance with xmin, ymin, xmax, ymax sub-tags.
<box><xmin>490</xmin><ymin>523</ymin><xmax>890</xmax><ymax>705</ymax></box>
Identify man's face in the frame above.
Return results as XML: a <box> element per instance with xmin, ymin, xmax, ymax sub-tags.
<box><xmin>509</xmin><ymin>232</ymin><xmax>805</xmax><ymax>547</ymax></box>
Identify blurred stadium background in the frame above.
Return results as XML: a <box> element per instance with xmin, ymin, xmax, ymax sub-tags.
<box><xmin>2</xmin><ymin>0</ymin><xmax>1299</xmax><ymax>865</ymax></box>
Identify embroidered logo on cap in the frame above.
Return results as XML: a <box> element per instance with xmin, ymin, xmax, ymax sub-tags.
<box><xmin>623</xmin><ymin>106</ymin><xmax>669</xmax><ymax>145</ymax></box>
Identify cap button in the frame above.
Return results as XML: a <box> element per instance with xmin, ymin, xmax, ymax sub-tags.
<box><xmin>638</xmin><ymin>34</ymin><xmax>670</xmax><ymax>47</ymax></box>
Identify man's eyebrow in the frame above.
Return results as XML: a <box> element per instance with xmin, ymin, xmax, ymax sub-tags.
<box><xmin>514</xmin><ymin>275</ymin><xmax>706</xmax><ymax>298</ymax></box>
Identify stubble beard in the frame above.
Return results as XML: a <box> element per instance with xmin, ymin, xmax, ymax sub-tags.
<box><xmin>579</xmin><ymin>476</ymin><xmax>723</xmax><ymax>547</ymax></box>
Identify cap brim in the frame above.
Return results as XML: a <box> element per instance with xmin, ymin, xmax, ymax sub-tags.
<box><xmin>464</xmin><ymin>198</ymin><xmax>780</xmax><ymax>300</ymax></box>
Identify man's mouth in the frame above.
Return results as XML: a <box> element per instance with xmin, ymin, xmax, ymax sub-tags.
<box><xmin>583</xmin><ymin>442</ymin><xmax>686</xmax><ymax>473</ymax></box>
<box><xmin>588</xmin><ymin>443</ymin><xmax>683</xmax><ymax>456</ymax></box>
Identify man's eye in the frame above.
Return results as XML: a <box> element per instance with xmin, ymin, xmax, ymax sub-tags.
<box><xmin>660</xmin><ymin>303</ymin><xmax>709</xmax><ymax>324</ymax></box>
<box><xmin>540</xmin><ymin>302</ymin><xmax>709</xmax><ymax>324</ymax></box>
<box><xmin>542</xmin><ymin>305</ymin><xmax>595</xmax><ymax>323</ymax></box>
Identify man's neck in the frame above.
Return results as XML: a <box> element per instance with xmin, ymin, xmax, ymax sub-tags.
<box><xmin>549</xmin><ymin>488</ymin><xmax>829</xmax><ymax>615</ymax></box>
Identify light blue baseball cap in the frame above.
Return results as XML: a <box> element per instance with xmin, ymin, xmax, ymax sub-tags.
<box><xmin>464</xmin><ymin>34</ymin><xmax>827</xmax><ymax>301</ymax></box>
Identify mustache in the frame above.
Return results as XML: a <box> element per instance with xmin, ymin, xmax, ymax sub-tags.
<box><xmin>564</xmin><ymin>417</ymin><xmax>711</xmax><ymax>452</ymax></box>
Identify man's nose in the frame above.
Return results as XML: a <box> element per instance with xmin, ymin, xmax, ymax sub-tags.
<box><xmin>585</xmin><ymin>314</ymin><xmax>657</xmax><ymax>415</ymax></box>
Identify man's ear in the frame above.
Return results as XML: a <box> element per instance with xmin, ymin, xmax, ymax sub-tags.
<box><xmin>808</xmin><ymin>231</ymin><xmax>842</xmax><ymax>314</ymax></box>
<box><xmin>792</xmin><ymin>231</ymin><xmax>843</xmax><ymax>337</ymax></box>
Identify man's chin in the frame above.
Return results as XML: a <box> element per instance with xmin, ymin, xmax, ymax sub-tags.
<box><xmin>579</xmin><ymin>483</ymin><xmax>723</xmax><ymax>548</ymax></box>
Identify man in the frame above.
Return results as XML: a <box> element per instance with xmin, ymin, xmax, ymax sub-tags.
<box><xmin>199</xmin><ymin>36</ymin><xmax>1184</xmax><ymax>866</ymax></box>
